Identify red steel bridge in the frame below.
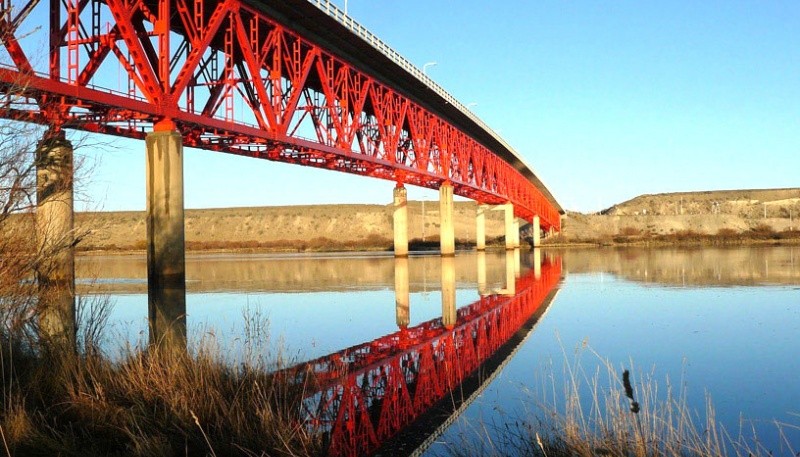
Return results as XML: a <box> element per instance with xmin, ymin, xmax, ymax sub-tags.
<box><xmin>0</xmin><ymin>0</ymin><xmax>562</xmax><ymax>226</ymax></box>
<box><xmin>290</xmin><ymin>255</ymin><xmax>562</xmax><ymax>457</ymax></box>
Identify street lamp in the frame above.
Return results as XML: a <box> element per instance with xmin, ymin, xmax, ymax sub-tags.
<box><xmin>423</xmin><ymin>61</ymin><xmax>437</xmax><ymax>75</ymax></box>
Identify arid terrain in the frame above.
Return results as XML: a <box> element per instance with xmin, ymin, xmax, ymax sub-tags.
<box><xmin>75</xmin><ymin>201</ymin><xmax>508</xmax><ymax>252</ymax></box>
<box><xmin>559</xmin><ymin>188</ymin><xmax>800</xmax><ymax>244</ymax></box>
<box><xmin>7</xmin><ymin>188</ymin><xmax>795</xmax><ymax>253</ymax></box>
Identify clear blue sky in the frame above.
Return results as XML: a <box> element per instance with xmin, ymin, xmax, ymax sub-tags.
<box><xmin>78</xmin><ymin>0</ymin><xmax>799</xmax><ymax>213</ymax></box>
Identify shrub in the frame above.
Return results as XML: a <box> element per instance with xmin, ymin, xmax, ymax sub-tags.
<box><xmin>618</xmin><ymin>226</ymin><xmax>641</xmax><ymax>237</ymax></box>
<box><xmin>716</xmin><ymin>228</ymin><xmax>739</xmax><ymax>239</ymax></box>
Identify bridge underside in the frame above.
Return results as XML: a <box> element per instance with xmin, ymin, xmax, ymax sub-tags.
<box><xmin>0</xmin><ymin>0</ymin><xmax>560</xmax><ymax>229</ymax></box>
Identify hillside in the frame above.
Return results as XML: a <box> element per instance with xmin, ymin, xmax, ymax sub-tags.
<box><xmin>8</xmin><ymin>189</ymin><xmax>799</xmax><ymax>252</ymax></box>
<box><xmin>603</xmin><ymin>188</ymin><xmax>800</xmax><ymax>218</ymax></box>
<box><xmin>76</xmin><ymin>201</ymin><xmax>508</xmax><ymax>251</ymax></box>
<box><xmin>561</xmin><ymin>188</ymin><xmax>800</xmax><ymax>243</ymax></box>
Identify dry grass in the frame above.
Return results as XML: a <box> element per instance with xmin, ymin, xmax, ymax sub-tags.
<box><xmin>0</xmin><ymin>311</ymin><xmax>321</xmax><ymax>457</ymax></box>
<box><xmin>438</xmin><ymin>345</ymin><xmax>798</xmax><ymax>457</ymax></box>
<box><xmin>2</xmin><ymin>216</ymin><xmax>320</xmax><ymax>457</ymax></box>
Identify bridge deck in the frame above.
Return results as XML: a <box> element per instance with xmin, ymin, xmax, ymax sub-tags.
<box><xmin>249</xmin><ymin>0</ymin><xmax>563</xmax><ymax>215</ymax></box>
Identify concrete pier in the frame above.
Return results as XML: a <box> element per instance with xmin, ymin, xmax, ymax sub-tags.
<box><xmin>393</xmin><ymin>185</ymin><xmax>408</xmax><ymax>257</ymax></box>
<box><xmin>439</xmin><ymin>181</ymin><xmax>455</xmax><ymax>256</ymax></box>
<box><xmin>533</xmin><ymin>248</ymin><xmax>542</xmax><ymax>280</ymax></box>
<box><xmin>512</xmin><ymin>218</ymin><xmax>520</xmax><ymax>248</ymax></box>
<box><xmin>514</xmin><ymin>247</ymin><xmax>521</xmax><ymax>278</ymax></box>
<box><xmin>394</xmin><ymin>257</ymin><xmax>410</xmax><ymax>329</ymax></box>
<box><xmin>532</xmin><ymin>215</ymin><xmax>541</xmax><ymax>248</ymax></box>
<box><xmin>146</xmin><ymin>129</ymin><xmax>186</xmax><ymax>350</ymax></box>
<box><xmin>441</xmin><ymin>256</ymin><xmax>456</xmax><ymax>329</ymax></box>
<box><xmin>477</xmin><ymin>251</ymin><xmax>487</xmax><ymax>296</ymax></box>
<box><xmin>504</xmin><ymin>203</ymin><xmax>516</xmax><ymax>250</ymax></box>
<box><xmin>35</xmin><ymin>134</ymin><xmax>75</xmax><ymax>345</ymax></box>
<box><xmin>476</xmin><ymin>204</ymin><xmax>487</xmax><ymax>251</ymax></box>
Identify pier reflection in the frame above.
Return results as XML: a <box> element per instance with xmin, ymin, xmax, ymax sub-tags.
<box><xmin>394</xmin><ymin>258</ymin><xmax>410</xmax><ymax>329</ymax></box>
<box><xmin>441</xmin><ymin>256</ymin><xmax>456</xmax><ymax>330</ymax></box>
<box><xmin>293</xmin><ymin>252</ymin><xmax>562</xmax><ymax>457</ymax></box>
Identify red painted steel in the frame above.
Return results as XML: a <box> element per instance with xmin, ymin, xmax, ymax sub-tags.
<box><xmin>0</xmin><ymin>0</ymin><xmax>560</xmax><ymax>229</ymax></box>
<box><xmin>291</xmin><ymin>257</ymin><xmax>562</xmax><ymax>456</ymax></box>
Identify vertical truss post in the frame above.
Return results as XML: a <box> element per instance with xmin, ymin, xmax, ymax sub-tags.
<box><xmin>49</xmin><ymin>0</ymin><xmax>60</xmax><ymax>79</ymax></box>
<box><xmin>66</xmin><ymin>0</ymin><xmax>79</xmax><ymax>83</ymax></box>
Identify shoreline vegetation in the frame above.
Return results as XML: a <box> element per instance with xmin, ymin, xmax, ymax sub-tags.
<box><xmin>438</xmin><ymin>346</ymin><xmax>798</xmax><ymax>457</ymax></box>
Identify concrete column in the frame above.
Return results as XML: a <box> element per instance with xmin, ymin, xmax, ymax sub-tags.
<box><xmin>441</xmin><ymin>256</ymin><xmax>456</xmax><ymax>329</ymax></box>
<box><xmin>477</xmin><ymin>251</ymin><xmax>487</xmax><ymax>296</ymax></box>
<box><xmin>476</xmin><ymin>204</ymin><xmax>487</xmax><ymax>251</ymax></box>
<box><xmin>35</xmin><ymin>134</ymin><xmax>75</xmax><ymax>345</ymax></box>
<box><xmin>394</xmin><ymin>257</ymin><xmax>410</xmax><ymax>329</ymax></box>
<box><xmin>146</xmin><ymin>130</ymin><xmax>186</xmax><ymax>351</ymax></box>
<box><xmin>532</xmin><ymin>215</ymin><xmax>541</xmax><ymax>247</ymax></box>
<box><xmin>504</xmin><ymin>203</ymin><xmax>515</xmax><ymax>250</ymax></box>
<box><xmin>393</xmin><ymin>184</ymin><xmax>409</xmax><ymax>257</ymax></box>
<box><xmin>439</xmin><ymin>181</ymin><xmax>455</xmax><ymax>256</ymax></box>
<box><xmin>514</xmin><ymin>248</ymin><xmax>521</xmax><ymax>278</ymax></box>
<box><xmin>533</xmin><ymin>248</ymin><xmax>542</xmax><ymax>280</ymax></box>
<box><xmin>512</xmin><ymin>218</ymin><xmax>520</xmax><ymax>248</ymax></box>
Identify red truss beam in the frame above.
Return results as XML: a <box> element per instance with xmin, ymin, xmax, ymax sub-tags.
<box><xmin>0</xmin><ymin>0</ymin><xmax>560</xmax><ymax>229</ymax></box>
<box><xmin>288</xmin><ymin>257</ymin><xmax>562</xmax><ymax>457</ymax></box>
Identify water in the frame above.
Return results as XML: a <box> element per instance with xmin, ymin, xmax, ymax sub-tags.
<box><xmin>76</xmin><ymin>246</ymin><xmax>800</xmax><ymax>455</ymax></box>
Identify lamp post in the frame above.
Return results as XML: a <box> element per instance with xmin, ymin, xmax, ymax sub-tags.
<box><xmin>344</xmin><ymin>0</ymin><xmax>347</xmax><ymax>15</ymax></box>
<box><xmin>423</xmin><ymin>61</ymin><xmax>437</xmax><ymax>75</ymax></box>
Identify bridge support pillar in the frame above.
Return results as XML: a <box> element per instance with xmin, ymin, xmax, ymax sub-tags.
<box><xmin>476</xmin><ymin>204</ymin><xmax>487</xmax><ymax>251</ymax></box>
<box><xmin>441</xmin><ymin>256</ymin><xmax>456</xmax><ymax>329</ymax></box>
<box><xmin>504</xmin><ymin>203</ymin><xmax>517</xmax><ymax>250</ymax></box>
<box><xmin>394</xmin><ymin>257</ymin><xmax>410</xmax><ymax>329</ymax></box>
<box><xmin>532</xmin><ymin>215</ymin><xmax>541</xmax><ymax>248</ymax></box>
<box><xmin>477</xmin><ymin>251</ymin><xmax>487</xmax><ymax>296</ymax></box>
<box><xmin>533</xmin><ymin>248</ymin><xmax>542</xmax><ymax>280</ymax></box>
<box><xmin>35</xmin><ymin>133</ymin><xmax>75</xmax><ymax>346</ymax></box>
<box><xmin>439</xmin><ymin>182</ymin><xmax>455</xmax><ymax>256</ymax></box>
<box><xmin>393</xmin><ymin>185</ymin><xmax>408</xmax><ymax>257</ymax></box>
<box><xmin>146</xmin><ymin>129</ymin><xmax>186</xmax><ymax>351</ymax></box>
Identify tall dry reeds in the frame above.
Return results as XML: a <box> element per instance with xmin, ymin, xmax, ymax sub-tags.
<box><xmin>438</xmin><ymin>345</ymin><xmax>798</xmax><ymax>457</ymax></box>
<box><xmin>0</xmin><ymin>309</ymin><xmax>321</xmax><ymax>456</ymax></box>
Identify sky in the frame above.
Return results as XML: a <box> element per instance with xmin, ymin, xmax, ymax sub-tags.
<box><xmin>72</xmin><ymin>0</ymin><xmax>799</xmax><ymax>213</ymax></box>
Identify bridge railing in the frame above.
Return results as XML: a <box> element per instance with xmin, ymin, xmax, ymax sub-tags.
<box><xmin>308</xmin><ymin>0</ymin><xmax>544</xmax><ymax>186</ymax></box>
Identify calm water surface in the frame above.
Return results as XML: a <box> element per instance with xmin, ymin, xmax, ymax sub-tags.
<box><xmin>77</xmin><ymin>246</ymin><xmax>800</xmax><ymax>455</ymax></box>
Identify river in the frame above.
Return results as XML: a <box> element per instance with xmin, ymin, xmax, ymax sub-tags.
<box><xmin>76</xmin><ymin>246</ymin><xmax>800</xmax><ymax>455</ymax></box>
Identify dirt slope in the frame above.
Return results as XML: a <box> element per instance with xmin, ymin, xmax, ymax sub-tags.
<box><xmin>77</xmin><ymin>201</ymin><xmax>507</xmax><ymax>250</ymax></box>
<box><xmin>604</xmin><ymin>188</ymin><xmax>800</xmax><ymax>218</ymax></box>
<box><xmin>562</xmin><ymin>188</ymin><xmax>800</xmax><ymax>242</ymax></box>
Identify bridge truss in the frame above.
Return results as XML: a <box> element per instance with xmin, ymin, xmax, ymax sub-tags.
<box><xmin>291</xmin><ymin>257</ymin><xmax>562</xmax><ymax>456</ymax></box>
<box><xmin>0</xmin><ymin>0</ymin><xmax>560</xmax><ymax>228</ymax></box>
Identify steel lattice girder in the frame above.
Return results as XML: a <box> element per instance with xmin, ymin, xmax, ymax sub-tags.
<box><xmin>291</xmin><ymin>259</ymin><xmax>562</xmax><ymax>457</ymax></box>
<box><xmin>0</xmin><ymin>0</ymin><xmax>561</xmax><ymax>229</ymax></box>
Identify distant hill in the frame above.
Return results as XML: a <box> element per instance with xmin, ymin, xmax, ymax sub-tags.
<box><xmin>562</xmin><ymin>188</ymin><xmax>800</xmax><ymax>242</ymax></box>
<box><xmin>602</xmin><ymin>188</ymin><xmax>800</xmax><ymax>218</ymax></box>
<box><xmin>75</xmin><ymin>201</ymin><xmax>508</xmax><ymax>251</ymax></box>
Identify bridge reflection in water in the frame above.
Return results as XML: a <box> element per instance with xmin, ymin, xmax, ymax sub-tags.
<box><xmin>291</xmin><ymin>251</ymin><xmax>562</xmax><ymax>457</ymax></box>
